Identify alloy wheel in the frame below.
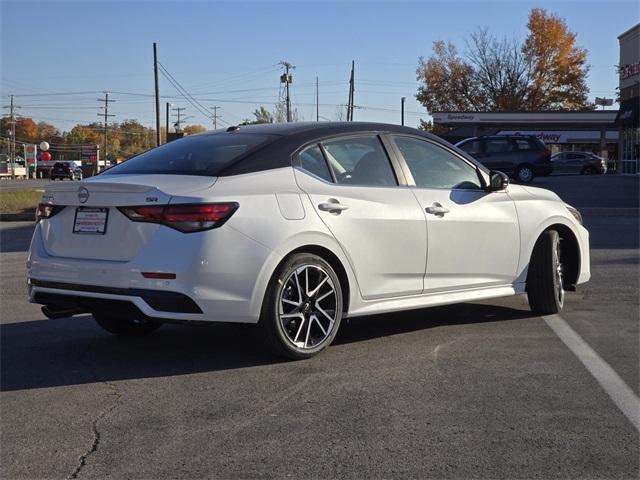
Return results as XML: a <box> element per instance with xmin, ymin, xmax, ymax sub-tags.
<box><xmin>554</xmin><ymin>238</ymin><xmax>564</xmax><ymax>307</ymax></box>
<box><xmin>278</xmin><ymin>264</ymin><xmax>338</xmax><ymax>350</ymax></box>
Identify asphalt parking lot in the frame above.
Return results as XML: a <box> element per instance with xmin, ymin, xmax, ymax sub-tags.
<box><xmin>1</xmin><ymin>175</ymin><xmax>638</xmax><ymax>479</ymax></box>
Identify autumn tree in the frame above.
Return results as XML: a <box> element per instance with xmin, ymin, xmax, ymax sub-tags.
<box><xmin>183</xmin><ymin>124</ymin><xmax>207</xmax><ymax>135</ymax></box>
<box><xmin>416</xmin><ymin>41</ymin><xmax>484</xmax><ymax>112</ymax></box>
<box><xmin>118</xmin><ymin>119</ymin><xmax>153</xmax><ymax>158</ymax></box>
<box><xmin>523</xmin><ymin>8</ymin><xmax>590</xmax><ymax>109</ymax></box>
<box><xmin>416</xmin><ymin>8</ymin><xmax>591</xmax><ymax>113</ymax></box>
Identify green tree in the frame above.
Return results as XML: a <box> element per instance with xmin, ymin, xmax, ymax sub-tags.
<box><xmin>253</xmin><ymin>106</ymin><xmax>273</xmax><ymax>124</ymax></box>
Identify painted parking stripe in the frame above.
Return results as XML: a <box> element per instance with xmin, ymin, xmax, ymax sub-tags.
<box><xmin>545</xmin><ymin>314</ymin><xmax>640</xmax><ymax>432</ymax></box>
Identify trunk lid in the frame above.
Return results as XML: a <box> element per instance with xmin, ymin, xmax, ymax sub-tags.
<box><xmin>39</xmin><ymin>175</ymin><xmax>217</xmax><ymax>261</ymax></box>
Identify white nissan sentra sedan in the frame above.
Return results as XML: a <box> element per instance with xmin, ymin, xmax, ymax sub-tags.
<box><xmin>27</xmin><ymin>122</ymin><xmax>590</xmax><ymax>359</ymax></box>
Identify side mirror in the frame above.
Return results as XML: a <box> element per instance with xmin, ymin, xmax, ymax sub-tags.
<box><xmin>489</xmin><ymin>171</ymin><xmax>509</xmax><ymax>191</ymax></box>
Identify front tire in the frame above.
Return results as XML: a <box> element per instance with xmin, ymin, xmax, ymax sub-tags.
<box><xmin>527</xmin><ymin>230</ymin><xmax>564</xmax><ymax>315</ymax></box>
<box><xmin>258</xmin><ymin>253</ymin><xmax>343</xmax><ymax>359</ymax></box>
<box><xmin>93</xmin><ymin>313</ymin><xmax>162</xmax><ymax>336</ymax></box>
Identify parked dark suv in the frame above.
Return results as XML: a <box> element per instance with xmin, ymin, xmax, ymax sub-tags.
<box><xmin>50</xmin><ymin>162</ymin><xmax>83</xmax><ymax>181</ymax></box>
<box><xmin>456</xmin><ymin>135</ymin><xmax>552</xmax><ymax>183</ymax></box>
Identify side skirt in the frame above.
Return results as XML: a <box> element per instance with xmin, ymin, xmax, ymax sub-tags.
<box><xmin>346</xmin><ymin>283</ymin><xmax>527</xmax><ymax>318</ymax></box>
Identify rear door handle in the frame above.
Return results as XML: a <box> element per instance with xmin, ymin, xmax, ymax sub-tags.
<box><xmin>318</xmin><ymin>199</ymin><xmax>349</xmax><ymax>214</ymax></box>
<box><xmin>425</xmin><ymin>202</ymin><xmax>449</xmax><ymax>217</ymax></box>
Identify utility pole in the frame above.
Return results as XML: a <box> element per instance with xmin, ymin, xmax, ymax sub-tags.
<box><xmin>3</xmin><ymin>95</ymin><xmax>20</xmax><ymax>179</ymax></box>
<box><xmin>279</xmin><ymin>61</ymin><xmax>294</xmax><ymax>122</ymax></box>
<box><xmin>316</xmin><ymin>76</ymin><xmax>319</xmax><ymax>122</ymax></box>
<box><xmin>211</xmin><ymin>106</ymin><xmax>219</xmax><ymax>129</ymax></box>
<box><xmin>165</xmin><ymin>102</ymin><xmax>172</xmax><ymax>142</ymax></box>
<box><xmin>172</xmin><ymin>107</ymin><xmax>186</xmax><ymax>132</ymax></box>
<box><xmin>153</xmin><ymin>42</ymin><xmax>161</xmax><ymax>146</ymax></box>
<box><xmin>97</xmin><ymin>91</ymin><xmax>115</xmax><ymax>175</ymax></box>
<box><xmin>401</xmin><ymin>97</ymin><xmax>406</xmax><ymax>126</ymax></box>
<box><xmin>347</xmin><ymin>61</ymin><xmax>355</xmax><ymax>122</ymax></box>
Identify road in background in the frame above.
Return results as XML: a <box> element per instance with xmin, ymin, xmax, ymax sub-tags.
<box><xmin>1</xmin><ymin>175</ymin><xmax>637</xmax><ymax>479</ymax></box>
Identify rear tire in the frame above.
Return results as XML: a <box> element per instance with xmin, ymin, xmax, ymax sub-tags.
<box><xmin>257</xmin><ymin>253</ymin><xmax>343</xmax><ymax>360</ymax></box>
<box><xmin>93</xmin><ymin>313</ymin><xmax>162</xmax><ymax>336</ymax></box>
<box><xmin>527</xmin><ymin>230</ymin><xmax>564</xmax><ymax>315</ymax></box>
<box><xmin>515</xmin><ymin>164</ymin><xmax>535</xmax><ymax>183</ymax></box>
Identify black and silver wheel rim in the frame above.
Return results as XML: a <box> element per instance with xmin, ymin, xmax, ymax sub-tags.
<box><xmin>518</xmin><ymin>167</ymin><xmax>533</xmax><ymax>182</ymax></box>
<box><xmin>554</xmin><ymin>238</ymin><xmax>564</xmax><ymax>307</ymax></box>
<box><xmin>278</xmin><ymin>264</ymin><xmax>338</xmax><ymax>350</ymax></box>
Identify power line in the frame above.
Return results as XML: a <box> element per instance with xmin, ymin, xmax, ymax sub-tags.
<box><xmin>172</xmin><ymin>106</ymin><xmax>186</xmax><ymax>132</ymax></box>
<box><xmin>158</xmin><ymin>61</ymin><xmax>216</xmax><ymax>124</ymax></box>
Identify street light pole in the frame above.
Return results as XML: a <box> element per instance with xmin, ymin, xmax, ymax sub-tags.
<box><xmin>401</xmin><ymin>97</ymin><xmax>406</xmax><ymax>126</ymax></box>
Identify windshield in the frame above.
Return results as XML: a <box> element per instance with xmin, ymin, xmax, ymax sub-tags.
<box><xmin>102</xmin><ymin>133</ymin><xmax>277</xmax><ymax>176</ymax></box>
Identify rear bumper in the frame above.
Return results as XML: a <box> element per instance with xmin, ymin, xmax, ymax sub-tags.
<box><xmin>30</xmin><ymin>279</ymin><xmax>202</xmax><ymax>314</ymax></box>
<box><xmin>27</xmin><ymin>221</ymin><xmax>276</xmax><ymax>323</ymax></box>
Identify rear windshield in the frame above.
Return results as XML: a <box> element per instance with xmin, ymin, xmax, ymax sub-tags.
<box><xmin>101</xmin><ymin>133</ymin><xmax>276</xmax><ymax>176</ymax></box>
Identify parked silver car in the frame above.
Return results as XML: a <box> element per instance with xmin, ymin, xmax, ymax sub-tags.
<box><xmin>550</xmin><ymin>152</ymin><xmax>607</xmax><ymax>175</ymax></box>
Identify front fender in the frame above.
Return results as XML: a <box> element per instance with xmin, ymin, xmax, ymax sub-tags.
<box><xmin>515</xmin><ymin>213</ymin><xmax>589</xmax><ymax>285</ymax></box>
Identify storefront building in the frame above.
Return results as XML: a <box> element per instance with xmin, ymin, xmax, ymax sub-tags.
<box><xmin>431</xmin><ymin>111</ymin><xmax>619</xmax><ymax>169</ymax></box>
<box><xmin>616</xmin><ymin>24</ymin><xmax>640</xmax><ymax>174</ymax></box>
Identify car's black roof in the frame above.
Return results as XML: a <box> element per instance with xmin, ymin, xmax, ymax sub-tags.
<box><xmin>204</xmin><ymin>122</ymin><xmax>448</xmax><ymax>176</ymax></box>
<box><xmin>201</xmin><ymin>121</ymin><xmax>434</xmax><ymax>138</ymax></box>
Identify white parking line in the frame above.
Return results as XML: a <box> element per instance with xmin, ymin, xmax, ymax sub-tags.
<box><xmin>545</xmin><ymin>314</ymin><xmax>640</xmax><ymax>432</ymax></box>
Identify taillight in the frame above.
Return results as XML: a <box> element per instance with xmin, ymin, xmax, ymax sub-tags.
<box><xmin>118</xmin><ymin>202</ymin><xmax>238</xmax><ymax>233</ymax></box>
<box><xmin>120</xmin><ymin>205</ymin><xmax>164</xmax><ymax>222</ymax></box>
<box><xmin>543</xmin><ymin>150</ymin><xmax>551</xmax><ymax>160</ymax></box>
<box><xmin>36</xmin><ymin>203</ymin><xmax>65</xmax><ymax>222</ymax></box>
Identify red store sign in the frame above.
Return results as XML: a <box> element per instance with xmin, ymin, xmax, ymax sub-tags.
<box><xmin>620</xmin><ymin>62</ymin><xmax>640</xmax><ymax>80</ymax></box>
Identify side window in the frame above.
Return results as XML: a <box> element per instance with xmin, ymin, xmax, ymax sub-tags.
<box><xmin>486</xmin><ymin>138</ymin><xmax>516</xmax><ymax>154</ymax></box>
<box><xmin>515</xmin><ymin>139</ymin><xmax>534</xmax><ymax>151</ymax></box>
<box><xmin>393</xmin><ymin>136</ymin><xmax>482</xmax><ymax>190</ymax></box>
<box><xmin>298</xmin><ymin>144</ymin><xmax>333</xmax><ymax>182</ymax></box>
<box><xmin>458</xmin><ymin>140</ymin><xmax>482</xmax><ymax>156</ymax></box>
<box><xmin>321</xmin><ymin>136</ymin><xmax>397</xmax><ymax>187</ymax></box>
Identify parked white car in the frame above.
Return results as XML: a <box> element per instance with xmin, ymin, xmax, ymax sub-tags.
<box><xmin>28</xmin><ymin>122</ymin><xmax>590</xmax><ymax>359</ymax></box>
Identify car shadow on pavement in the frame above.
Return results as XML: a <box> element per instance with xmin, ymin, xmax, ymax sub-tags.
<box><xmin>0</xmin><ymin>303</ymin><xmax>535</xmax><ymax>392</ymax></box>
<box><xmin>335</xmin><ymin>302</ymin><xmax>534</xmax><ymax>345</ymax></box>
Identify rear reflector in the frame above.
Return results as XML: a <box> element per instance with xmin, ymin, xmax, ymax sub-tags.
<box><xmin>142</xmin><ymin>272</ymin><xmax>177</xmax><ymax>279</ymax></box>
<box><xmin>118</xmin><ymin>202</ymin><xmax>238</xmax><ymax>233</ymax></box>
